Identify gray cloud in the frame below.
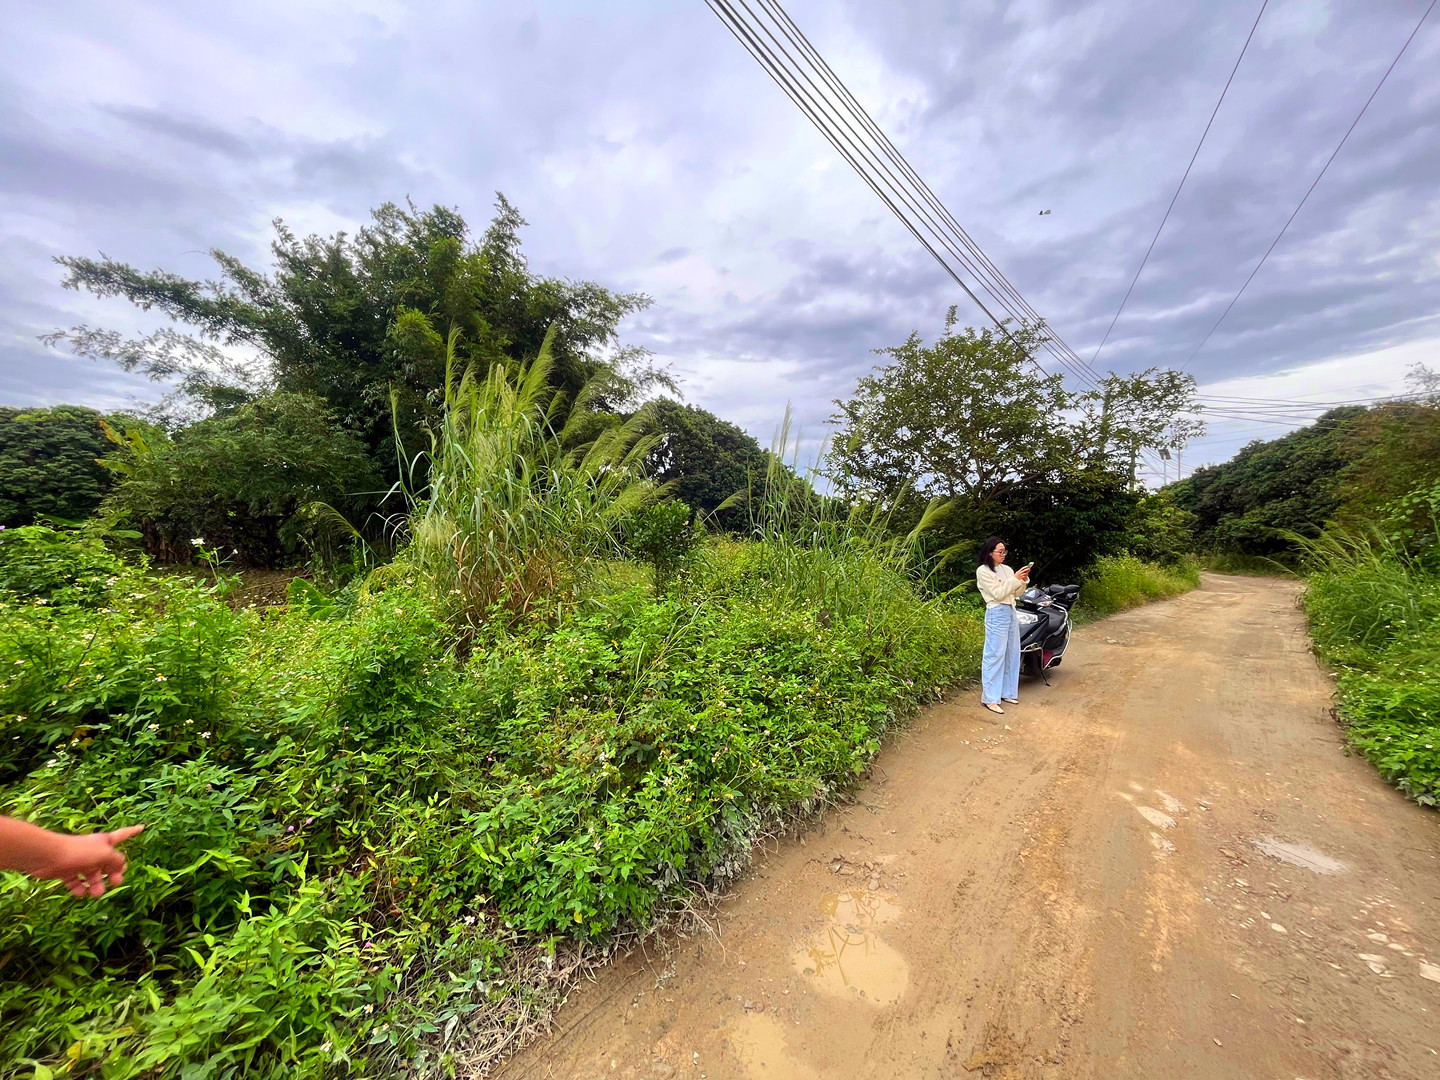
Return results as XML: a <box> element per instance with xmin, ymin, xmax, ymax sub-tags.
<box><xmin>2</xmin><ymin>0</ymin><xmax>1437</xmax><ymax>474</ymax></box>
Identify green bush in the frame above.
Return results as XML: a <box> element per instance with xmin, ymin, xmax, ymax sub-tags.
<box><xmin>1076</xmin><ymin>553</ymin><xmax>1200</xmax><ymax>619</ymax></box>
<box><xmin>1302</xmin><ymin>524</ymin><xmax>1440</xmax><ymax>807</ymax></box>
<box><xmin>100</xmin><ymin>392</ymin><xmax>378</xmax><ymax>568</ymax></box>
<box><xmin>0</xmin><ymin>519</ymin><xmax>983</xmax><ymax>1076</ymax></box>
<box><xmin>622</xmin><ymin>500</ymin><xmax>701</xmax><ymax>590</ymax></box>
<box><xmin>0</xmin><ymin>524</ymin><xmax>128</xmax><ymax>605</ymax></box>
<box><xmin>0</xmin><ymin>405</ymin><xmax>121</xmax><ymax>528</ymax></box>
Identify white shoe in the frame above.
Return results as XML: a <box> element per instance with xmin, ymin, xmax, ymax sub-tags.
<box><xmin>1002</xmin><ymin>697</ymin><xmax>1019</xmax><ymax>705</ymax></box>
<box><xmin>983</xmin><ymin>702</ymin><xmax>1005</xmax><ymax>715</ymax></box>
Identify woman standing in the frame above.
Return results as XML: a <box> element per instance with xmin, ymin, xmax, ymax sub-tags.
<box><xmin>976</xmin><ymin>536</ymin><xmax>1029</xmax><ymax>715</ymax></box>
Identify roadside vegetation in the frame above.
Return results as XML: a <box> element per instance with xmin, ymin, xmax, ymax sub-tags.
<box><xmin>1170</xmin><ymin>367</ymin><xmax>1440</xmax><ymax>807</ymax></box>
<box><xmin>1198</xmin><ymin>552</ymin><xmax>1294</xmax><ymax>576</ymax></box>
<box><xmin>2</xmin><ymin>197</ymin><xmax>1202</xmax><ymax>1077</ymax></box>
<box><xmin>1075</xmin><ymin>553</ymin><xmax>1201</xmax><ymax>620</ymax></box>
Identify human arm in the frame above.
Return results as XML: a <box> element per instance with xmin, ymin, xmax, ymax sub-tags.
<box><xmin>977</xmin><ymin>565</ymin><xmax>1024</xmax><ymax>604</ymax></box>
<box><xmin>0</xmin><ymin>816</ymin><xmax>143</xmax><ymax>898</ymax></box>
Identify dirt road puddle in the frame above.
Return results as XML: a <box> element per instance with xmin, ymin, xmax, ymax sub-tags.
<box><xmin>729</xmin><ymin>1012</ymin><xmax>821</xmax><ymax>1080</ymax></box>
<box><xmin>790</xmin><ymin>890</ymin><xmax>907</xmax><ymax>1006</ymax></box>
<box><xmin>1252</xmin><ymin>836</ymin><xmax>1347</xmax><ymax>874</ymax></box>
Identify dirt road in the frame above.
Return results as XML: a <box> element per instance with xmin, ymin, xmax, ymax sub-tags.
<box><xmin>498</xmin><ymin>574</ymin><xmax>1440</xmax><ymax>1079</ymax></box>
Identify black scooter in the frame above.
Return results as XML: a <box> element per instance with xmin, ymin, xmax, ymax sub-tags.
<box><xmin>1016</xmin><ymin>583</ymin><xmax>1079</xmax><ymax>682</ymax></box>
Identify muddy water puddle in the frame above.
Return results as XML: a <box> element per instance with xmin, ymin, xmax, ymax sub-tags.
<box><xmin>790</xmin><ymin>890</ymin><xmax>907</xmax><ymax>1006</ymax></box>
<box><xmin>728</xmin><ymin>1012</ymin><xmax>821</xmax><ymax>1080</ymax></box>
<box><xmin>1252</xmin><ymin>836</ymin><xmax>1346</xmax><ymax>874</ymax></box>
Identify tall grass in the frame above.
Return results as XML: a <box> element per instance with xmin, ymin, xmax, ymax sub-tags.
<box><xmin>1298</xmin><ymin>526</ymin><xmax>1440</xmax><ymax>658</ymax></box>
<box><xmin>718</xmin><ymin>410</ymin><xmax>960</xmax><ymax>641</ymax></box>
<box><xmin>1200</xmin><ymin>551</ymin><xmax>1296</xmax><ymax>577</ymax></box>
<box><xmin>1299</xmin><ymin>523</ymin><xmax>1440</xmax><ymax>806</ymax></box>
<box><xmin>396</xmin><ymin>328</ymin><xmax>660</xmax><ymax>625</ymax></box>
<box><xmin>1076</xmin><ymin>553</ymin><xmax>1200</xmax><ymax>619</ymax></box>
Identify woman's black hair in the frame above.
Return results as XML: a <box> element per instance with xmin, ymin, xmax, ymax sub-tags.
<box><xmin>977</xmin><ymin>536</ymin><xmax>1005</xmax><ymax>569</ymax></box>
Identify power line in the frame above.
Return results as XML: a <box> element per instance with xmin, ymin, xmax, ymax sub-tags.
<box><xmin>752</xmin><ymin>0</ymin><xmax>1112</xmax><ymax>387</ymax></box>
<box><xmin>708</xmin><ymin>0</ymin><xmax>1181</xmax><ymax>478</ymax></box>
<box><xmin>714</xmin><ymin>0</ymin><xmax>1019</xmax><ymax>338</ymax></box>
<box><xmin>1180</xmin><ymin>0</ymin><xmax>1437</xmax><ymax>370</ymax></box>
<box><xmin>1089</xmin><ymin>0</ymin><xmax>1269</xmax><ymax>367</ymax></box>
<box><xmin>1195</xmin><ymin>389</ymin><xmax>1428</xmax><ymax>407</ymax></box>
<box><xmin>707</xmin><ymin>0</ymin><xmax>1103</xmax><ymax>391</ymax></box>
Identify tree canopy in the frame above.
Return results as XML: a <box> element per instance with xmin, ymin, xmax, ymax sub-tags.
<box><xmin>48</xmin><ymin>197</ymin><xmax>666</xmax><ymax>467</ymax></box>
<box><xmin>0</xmin><ymin>405</ymin><xmax>121</xmax><ymax>528</ymax></box>
<box><xmin>1170</xmin><ymin>367</ymin><xmax>1440</xmax><ymax>559</ymax></box>
<box><xmin>829</xmin><ymin>315</ymin><xmax>1074</xmax><ymax>504</ymax></box>
<box><xmin>645</xmin><ymin>399</ymin><xmax>770</xmax><ymax>529</ymax></box>
<box><xmin>826</xmin><ymin>310</ymin><xmax>1201</xmax><ymax>581</ymax></box>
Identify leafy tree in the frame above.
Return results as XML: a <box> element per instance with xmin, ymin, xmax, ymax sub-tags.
<box><xmin>0</xmin><ymin>406</ymin><xmax>121</xmax><ymax>527</ymax></box>
<box><xmin>100</xmin><ymin>392</ymin><xmax>378</xmax><ymax>567</ymax></box>
<box><xmin>829</xmin><ymin>313</ymin><xmax>1074</xmax><ymax>503</ymax></box>
<box><xmin>1078</xmin><ymin>368</ymin><xmax>1204</xmax><ymax>483</ymax></box>
<box><xmin>47</xmin><ymin>198</ymin><xmax>667</xmax><ymax>471</ymax></box>
<box><xmin>1169</xmin><ymin>408</ymin><xmax>1364</xmax><ymax>556</ymax></box>
<box><xmin>645</xmin><ymin>399</ymin><xmax>769</xmax><ymax>529</ymax></box>
<box><xmin>622</xmin><ymin>500</ymin><xmax>701</xmax><ymax>590</ymax></box>
<box><xmin>826</xmin><ymin>311</ymin><xmax>1202</xmax><ymax>585</ymax></box>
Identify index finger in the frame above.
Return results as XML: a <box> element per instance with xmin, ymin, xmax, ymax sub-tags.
<box><xmin>107</xmin><ymin>825</ymin><xmax>145</xmax><ymax>847</ymax></box>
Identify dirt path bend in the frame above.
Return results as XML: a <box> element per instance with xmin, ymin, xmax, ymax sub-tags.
<box><xmin>497</xmin><ymin>574</ymin><xmax>1440</xmax><ymax>1080</ymax></box>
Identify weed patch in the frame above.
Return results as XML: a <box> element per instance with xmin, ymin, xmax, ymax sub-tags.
<box><xmin>1301</xmin><ymin>527</ymin><xmax>1440</xmax><ymax>807</ymax></box>
<box><xmin>1074</xmin><ymin>554</ymin><xmax>1200</xmax><ymax>620</ymax></box>
<box><xmin>0</xmin><ymin>527</ymin><xmax>981</xmax><ymax>1076</ymax></box>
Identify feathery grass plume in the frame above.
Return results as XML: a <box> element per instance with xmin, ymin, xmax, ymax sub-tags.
<box><xmin>392</xmin><ymin>326</ymin><xmax>661</xmax><ymax>627</ymax></box>
<box><xmin>1290</xmin><ymin>523</ymin><xmax>1440</xmax><ymax>656</ymax></box>
<box><xmin>712</xmin><ymin>406</ymin><xmax>954</xmax><ymax>639</ymax></box>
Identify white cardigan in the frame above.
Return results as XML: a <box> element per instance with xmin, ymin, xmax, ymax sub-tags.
<box><xmin>976</xmin><ymin>563</ymin><xmax>1027</xmax><ymax>608</ymax></box>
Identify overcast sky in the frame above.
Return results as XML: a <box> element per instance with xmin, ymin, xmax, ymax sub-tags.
<box><xmin>3</xmin><ymin>0</ymin><xmax>1437</xmax><ymax>477</ymax></box>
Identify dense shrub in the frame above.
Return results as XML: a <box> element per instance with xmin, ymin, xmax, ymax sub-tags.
<box><xmin>0</xmin><ymin>524</ymin><xmax>128</xmax><ymax>605</ymax></box>
<box><xmin>100</xmin><ymin>392</ymin><xmax>378</xmax><ymax>567</ymax></box>
<box><xmin>1076</xmin><ymin>553</ymin><xmax>1200</xmax><ymax>619</ymax></box>
<box><xmin>0</xmin><ymin>405</ymin><xmax>121</xmax><ymax>528</ymax></box>
<box><xmin>1303</xmin><ymin>526</ymin><xmax>1440</xmax><ymax>807</ymax></box>
<box><xmin>1169</xmin><ymin>408</ymin><xmax>1362</xmax><ymax>557</ymax></box>
<box><xmin>621</xmin><ymin>500</ymin><xmax>701</xmax><ymax>589</ymax></box>
<box><xmin>0</xmin><ymin>525</ymin><xmax>981</xmax><ymax>1076</ymax></box>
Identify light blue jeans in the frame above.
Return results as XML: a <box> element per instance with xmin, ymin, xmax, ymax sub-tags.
<box><xmin>982</xmin><ymin>604</ymin><xmax>1021</xmax><ymax>704</ymax></box>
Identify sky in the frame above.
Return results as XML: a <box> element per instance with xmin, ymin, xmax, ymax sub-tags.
<box><xmin>3</xmin><ymin>0</ymin><xmax>1438</xmax><ymax>480</ymax></box>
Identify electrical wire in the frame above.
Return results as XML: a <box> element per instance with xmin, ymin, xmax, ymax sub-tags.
<box><xmin>709</xmin><ymin>0</ymin><xmax>1109</xmax><ymax>392</ymax></box>
<box><xmin>1089</xmin><ymin>0</ymin><xmax>1269</xmax><ymax>367</ymax></box>
<box><xmin>1180</xmin><ymin>0</ymin><xmax>1437</xmax><ymax>371</ymax></box>
<box><xmin>753</xmin><ymin>0</ymin><xmax>1097</xmax><ymax>379</ymax></box>
<box><xmin>707</xmin><ymin>0</ymin><xmax>1183</xmax><ymax>475</ymax></box>
<box><xmin>1196</xmin><ymin>389</ymin><xmax>1428</xmax><ymax>407</ymax></box>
